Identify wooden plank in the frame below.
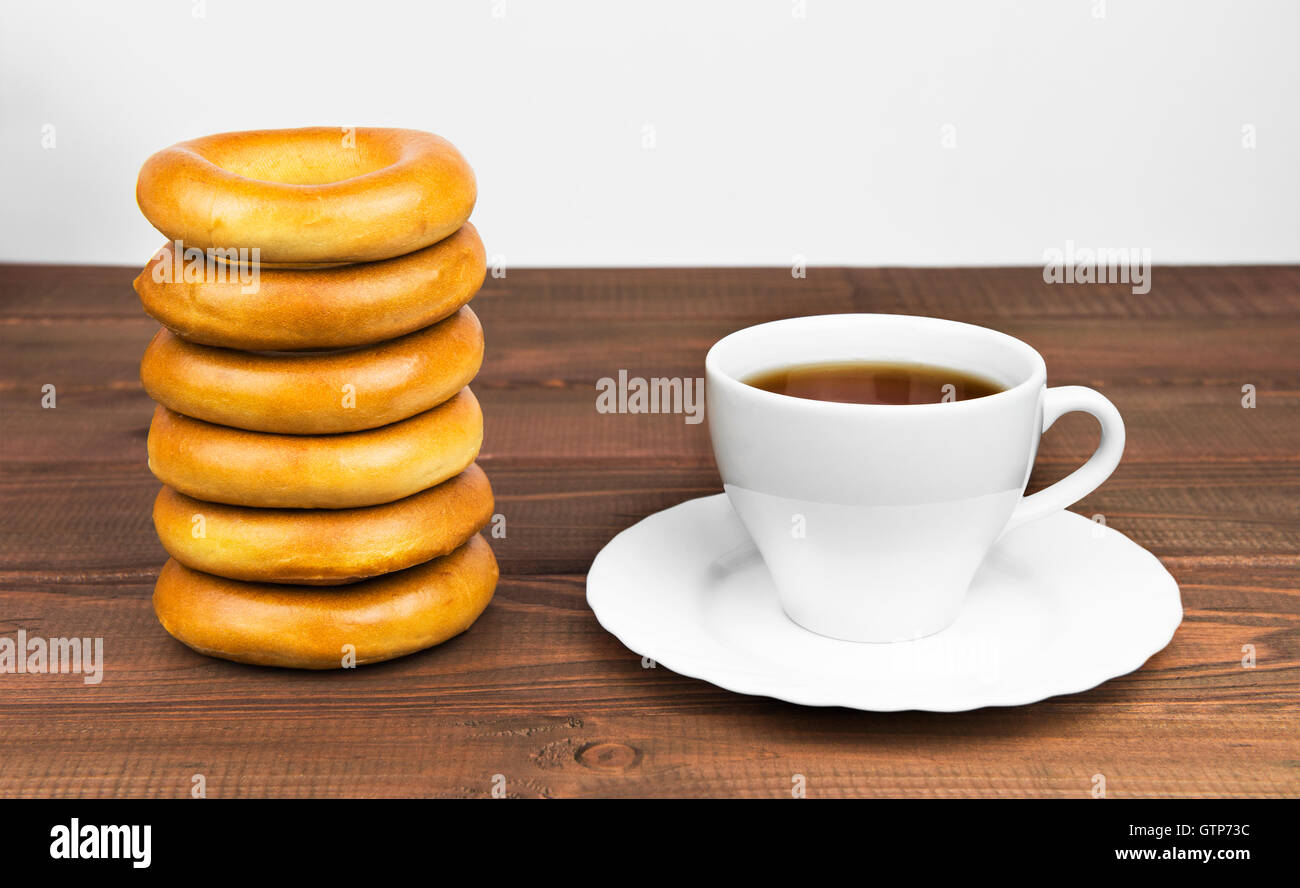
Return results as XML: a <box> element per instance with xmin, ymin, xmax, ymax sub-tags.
<box><xmin>0</xmin><ymin>571</ymin><xmax>1294</xmax><ymax>798</ymax></box>
<box><xmin>2</xmin><ymin>463</ymin><xmax>1299</xmax><ymax>578</ymax></box>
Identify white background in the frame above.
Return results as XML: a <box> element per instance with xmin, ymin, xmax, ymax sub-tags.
<box><xmin>1</xmin><ymin>0</ymin><xmax>1296</xmax><ymax>267</ymax></box>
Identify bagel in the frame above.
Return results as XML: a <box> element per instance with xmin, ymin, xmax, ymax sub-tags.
<box><xmin>140</xmin><ymin>307</ymin><xmax>484</xmax><ymax>435</ymax></box>
<box><xmin>136</xmin><ymin>127</ymin><xmax>476</xmax><ymax>265</ymax></box>
<box><xmin>146</xmin><ymin>389</ymin><xmax>483</xmax><ymax>509</ymax></box>
<box><xmin>153</xmin><ymin>464</ymin><xmax>494</xmax><ymax>585</ymax></box>
<box><xmin>153</xmin><ymin>534</ymin><xmax>499</xmax><ymax>669</ymax></box>
<box><xmin>133</xmin><ymin>222</ymin><xmax>485</xmax><ymax>351</ymax></box>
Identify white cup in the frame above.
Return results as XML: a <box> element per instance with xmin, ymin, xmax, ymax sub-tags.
<box><xmin>705</xmin><ymin>314</ymin><xmax>1125</xmax><ymax>643</ymax></box>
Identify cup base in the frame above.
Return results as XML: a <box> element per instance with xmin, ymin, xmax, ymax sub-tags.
<box><xmin>781</xmin><ymin>607</ymin><xmax>961</xmax><ymax>644</ymax></box>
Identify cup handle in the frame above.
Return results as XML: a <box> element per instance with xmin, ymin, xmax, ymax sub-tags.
<box><xmin>1002</xmin><ymin>386</ymin><xmax>1125</xmax><ymax>534</ymax></box>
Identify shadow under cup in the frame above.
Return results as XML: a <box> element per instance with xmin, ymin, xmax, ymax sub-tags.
<box><xmin>704</xmin><ymin>314</ymin><xmax>1049</xmax><ymax>643</ymax></box>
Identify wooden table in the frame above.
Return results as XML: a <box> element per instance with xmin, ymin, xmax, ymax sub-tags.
<box><xmin>1</xmin><ymin>264</ymin><xmax>1297</xmax><ymax>798</ymax></box>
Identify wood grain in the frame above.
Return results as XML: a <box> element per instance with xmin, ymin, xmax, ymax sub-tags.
<box><xmin>0</xmin><ymin>264</ymin><xmax>1296</xmax><ymax>798</ymax></box>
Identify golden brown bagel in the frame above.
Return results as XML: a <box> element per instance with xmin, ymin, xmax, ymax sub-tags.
<box><xmin>152</xmin><ymin>464</ymin><xmax>494</xmax><ymax>585</ymax></box>
<box><xmin>140</xmin><ymin>307</ymin><xmax>484</xmax><ymax>434</ymax></box>
<box><xmin>133</xmin><ymin>222</ymin><xmax>485</xmax><ymax>351</ymax></box>
<box><xmin>146</xmin><ymin>389</ymin><xmax>483</xmax><ymax>509</ymax></box>
<box><xmin>153</xmin><ymin>534</ymin><xmax>498</xmax><ymax>669</ymax></box>
<box><xmin>136</xmin><ymin>127</ymin><xmax>476</xmax><ymax>265</ymax></box>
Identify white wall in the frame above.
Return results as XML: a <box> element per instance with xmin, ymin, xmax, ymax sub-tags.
<box><xmin>1</xmin><ymin>0</ymin><xmax>1296</xmax><ymax>267</ymax></box>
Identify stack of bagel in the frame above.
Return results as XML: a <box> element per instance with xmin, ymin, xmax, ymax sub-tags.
<box><xmin>133</xmin><ymin>127</ymin><xmax>497</xmax><ymax>669</ymax></box>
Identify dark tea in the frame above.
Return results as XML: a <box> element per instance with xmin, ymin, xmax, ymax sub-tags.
<box><xmin>742</xmin><ymin>360</ymin><xmax>1005</xmax><ymax>405</ymax></box>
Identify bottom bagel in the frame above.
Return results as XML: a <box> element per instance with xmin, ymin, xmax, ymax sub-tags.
<box><xmin>153</xmin><ymin>534</ymin><xmax>498</xmax><ymax>669</ymax></box>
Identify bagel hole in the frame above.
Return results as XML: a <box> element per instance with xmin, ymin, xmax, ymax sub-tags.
<box><xmin>200</xmin><ymin>131</ymin><xmax>400</xmax><ymax>186</ymax></box>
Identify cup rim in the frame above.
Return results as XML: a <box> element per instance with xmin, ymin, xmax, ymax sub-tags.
<box><xmin>704</xmin><ymin>313</ymin><xmax>1047</xmax><ymax>413</ymax></box>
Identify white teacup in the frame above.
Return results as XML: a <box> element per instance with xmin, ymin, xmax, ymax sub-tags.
<box><xmin>705</xmin><ymin>314</ymin><xmax>1125</xmax><ymax>643</ymax></box>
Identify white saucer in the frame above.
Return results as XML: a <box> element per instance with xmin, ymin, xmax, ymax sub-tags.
<box><xmin>587</xmin><ymin>495</ymin><xmax>1182</xmax><ymax>711</ymax></box>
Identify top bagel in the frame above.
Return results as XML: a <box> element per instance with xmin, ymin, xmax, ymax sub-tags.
<box><xmin>136</xmin><ymin>127</ymin><xmax>476</xmax><ymax>265</ymax></box>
